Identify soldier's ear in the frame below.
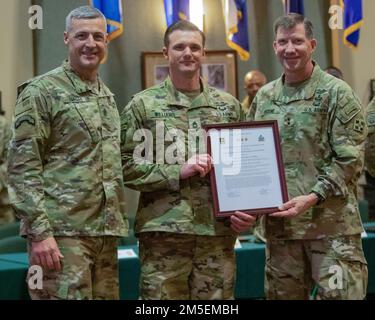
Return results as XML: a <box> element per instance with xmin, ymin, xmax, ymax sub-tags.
<box><xmin>272</xmin><ymin>40</ymin><xmax>277</xmax><ymax>54</ymax></box>
<box><xmin>162</xmin><ymin>47</ymin><xmax>168</xmax><ymax>59</ymax></box>
<box><xmin>310</xmin><ymin>38</ymin><xmax>317</xmax><ymax>52</ymax></box>
<box><xmin>63</xmin><ymin>31</ymin><xmax>69</xmax><ymax>45</ymax></box>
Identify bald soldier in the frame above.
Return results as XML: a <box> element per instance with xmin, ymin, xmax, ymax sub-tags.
<box><xmin>7</xmin><ymin>6</ymin><xmax>128</xmax><ymax>299</ymax></box>
<box><xmin>121</xmin><ymin>20</ymin><xmax>255</xmax><ymax>300</ymax></box>
<box><xmin>241</xmin><ymin>70</ymin><xmax>267</xmax><ymax>114</ymax></box>
<box><xmin>247</xmin><ymin>14</ymin><xmax>368</xmax><ymax>300</ymax></box>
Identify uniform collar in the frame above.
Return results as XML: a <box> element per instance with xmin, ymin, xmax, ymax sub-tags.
<box><xmin>273</xmin><ymin>61</ymin><xmax>322</xmax><ymax>104</ymax></box>
<box><xmin>163</xmin><ymin>76</ymin><xmax>212</xmax><ymax>108</ymax></box>
<box><xmin>62</xmin><ymin>60</ymin><xmax>112</xmax><ymax>96</ymax></box>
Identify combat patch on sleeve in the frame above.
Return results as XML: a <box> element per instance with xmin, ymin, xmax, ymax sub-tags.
<box><xmin>336</xmin><ymin>96</ymin><xmax>361</xmax><ymax>124</ymax></box>
<box><xmin>353</xmin><ymin>119</ymin><xmax>365</xmax><ymax>133</ymax></box>
<box><xmin>13</xmin><ymin>96</ymin><xmax>40</xmax><ymax>140</ymax></box>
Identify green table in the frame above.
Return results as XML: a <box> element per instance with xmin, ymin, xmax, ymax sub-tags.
<box><xmin>0</xmin><ymin>255</ymin><xmax>29</xmax><ymax>300</ymax></box>
<box><xmin>0</xmin><ymin>247</ymin><xmax>141</xmax><ymax>300</ymax></box>
<box><xmin>235</xmin><ymin>232</ymin><xmax>375</xmax><ymax>299</ymax></box>
<box><xmin>363</xmin><ymin>232</ymin><xmax>375</xmax><ymax>293</ymax></box>
<box><xmin>118</xmin><ymin>245</ymin><xmax>140</xmax><ymax>300</ymax></box>
<box><xmin>235</xmin><ymin>241</ymin><xmax>265</xmax><ymax>299</ymax></box>
<box><xmin>1</xmin><ymin>234</ymin><xmax>375</xmax><ymax>300</ymax></box>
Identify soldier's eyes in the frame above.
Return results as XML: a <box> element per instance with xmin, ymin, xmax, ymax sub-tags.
<box><xmin>174</xmin><ymin>45</ymin><xmax>185</xmax><ymax>51</ymax></box>
<box><xmin>94</xmin><ymin>34</ymin><xmax>105</xmax><ymax>41</ymax></box>
<box><xmin>76</xmin><ymin>33</ymin><xmax>87</xmax><ymax>40</ymax></box>
<box><xmin>190</xmin><ymin>46</ymin><xmax>201</xmax><ymax>51</ymax></box>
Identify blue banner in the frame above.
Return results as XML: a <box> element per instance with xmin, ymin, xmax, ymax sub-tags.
<box><xmin>164</xmin><ymin>0</ymin><xmax>190</xmax><ymax>27</ymax></box>
<box><xmin>342</xmin><ymin>0</ymin><xmax>363</xmax><ymax>48</ymax></box>
<box><xmin>222</xmin><ymin>0</ymin><xmax>250</xmax><ymax>61</ymax></box>
<box><xmin>284</xmin><ymin>0</ymin><xmax>304</xmax><ymax>15</ymax></box>
<box><xmin>91</xmin><ymin>0</ymin><xmax>123</xmax><ymax>40</ymax></box>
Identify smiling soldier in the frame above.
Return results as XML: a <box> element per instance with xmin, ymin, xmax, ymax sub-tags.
<box><xmin>247</xmin><ymin>13</ymin><xmax>368</xmax><ymax>300</ymax></box>
<box><xmin>7</xmin><ymin>6</ymin><xmax>128</xmax><ymax>300</ymax></box>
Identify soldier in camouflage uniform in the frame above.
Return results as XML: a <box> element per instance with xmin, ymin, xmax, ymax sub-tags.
<box><xmin>7</xmin><ymin>6</ymin><xmax>128</xmax><ymax>299</ymax></box>
<box><xmin>365</xmin><ymin>97</ymin><xmax>375</xmax><ymax>176</ymax></box>
<box><xmin>0</xmin><ymin>113</ymin><xmax>15</xmax><ymax>226</ymax></box>
<box><xmin>246</xmin><ymin>14</ymin><xmax>368</xmax><ymax>299</ymax></box>
<box><xmin>121</xmin><ymin>20</ymin><xmax>256</xmax><ymax>300</ymax></box>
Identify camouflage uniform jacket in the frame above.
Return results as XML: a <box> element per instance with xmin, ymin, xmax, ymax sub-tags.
<box><xmin>0</xmin><ymin>115</ymin><xmax>15</xmax><ymax>225</ymax></box>
<box><xmin>365</xmin><ymin>97</ymin><xmax>375</xmax><ymax>176</ymax></box>
<box><xmin>121</xmin><ymin>77</ymin><xmax>243</xmax><ymax>236</ymax></box>
<box><xmin>247</xmin><ymin>63</ymin><xmax>367</xmax><ymax>240</ymax></box>
<box><xmin>8</xmin><ymin>61</ymin><xmax>128</xmax><ymax>241</ymax></box>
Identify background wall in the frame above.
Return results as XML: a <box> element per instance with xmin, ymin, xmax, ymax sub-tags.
<box><xmin>33</xmin><ymin>0</ymin><xmax>330</xmax><ymax>107</ymax></box>
<box><xmin>3</xmin><ymin>1</ymin><xmax>373</xmax><ymax>116</ymax></box>
<box><xmin>334</xmin><ymin>0</ymin><xmax>375</xmax><ymax>105</ymax></box>
<box><xmin>0</xmin><ymin>0</ymin><xmax>33</xmax><ymax>121</ymax></box>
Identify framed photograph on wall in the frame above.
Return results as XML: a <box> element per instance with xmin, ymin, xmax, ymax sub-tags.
<box><xmin>141</xmin><ymin>50</ymin><xmax>238</xmax><ymax>98</ymax></box>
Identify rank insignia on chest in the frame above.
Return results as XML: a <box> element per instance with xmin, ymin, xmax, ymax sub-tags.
<box><xmin>284</xmin><ymin>117</ymin><xmax>294</xmax><ymax>126</ymax></box>
<box><xmin>189</xmin><ymin>118</ymin><xmax>201</xmax><ymax>130</ymax></box>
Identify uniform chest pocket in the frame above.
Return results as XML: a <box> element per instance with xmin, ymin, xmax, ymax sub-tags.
<box><xmin>145</xmin><ymin>108</ymin><xmax>188</xmax><ymax>135</ymax></box>
<box><xmin>62</xmin><ymin>101</ymin><xmax>101</xmax><ymax>144</ymax></box>
<box><xmin>200</xmin><ymin>113</ymin><xmax>221</xmax><ymax>127</ymax></box>
<box><xmin>99</xmin><ymin>98</ymin><xmax>120</xmax><ymax>139</ymax></box>
<box><xmin>299</xmin><ymin>107</ymin><xmax>329</xmax><ymax>141</ymax></box>
<box><xmin>256</xmin><ymin>107</ymin><xmax>282</xmax><ymax>121</ymax></box>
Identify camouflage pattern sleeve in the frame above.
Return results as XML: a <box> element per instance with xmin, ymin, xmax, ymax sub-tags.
<box><xmin>120</xmin><ymin>97</ymin><xmax>182</xmax><ymax>192</ymax></box>
<box><xmin>7</xmin><ymin>84</ymin><xmax>53</xmax><ymax>241</ymax></box>
<box><xmin>245</xmin><ymin>95</ymin><xmax>258</xmax><ymax>121</ymax></box>
<box><xmin>311</xmin><ymin>88</ymin><xmax>367</xmax><ymax>201</ymax></box>
<box><xmin>365</xmin><ymin>97</ymin><xmax>375</xmax><ymax>176</ymax></box>
<box><xmin>0</xmin><ymin>116</ymin><xmax>10</xmax><ymax>193</ymax></box>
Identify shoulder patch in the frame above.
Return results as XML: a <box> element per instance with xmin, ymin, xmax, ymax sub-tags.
<box><xmin>17</xmin><ymin>80</ymin><xmax>33</xmax><ymax>98</ymax></box>
<box><xmin>353</xmin><ymin>118</ymin><xmax>365</xmax><ymax>134</ymax></box>
<box><xmin>15</xmin><ymin>115</ymin><xmax>36</xmax><ymax>129</ymax></box>
<box><xmin>336</xmin><ymin>96</ymin><xmax>361</xmax><ymax>124</ymax></box>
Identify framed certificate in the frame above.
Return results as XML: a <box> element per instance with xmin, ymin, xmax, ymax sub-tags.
<box><xmin>204</xmin><ymin>120</ymin><xmax>288</xmax><ymax>218</ymax></box>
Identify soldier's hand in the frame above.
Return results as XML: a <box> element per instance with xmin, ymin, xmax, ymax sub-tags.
<box><xmin>30</xmin><ymin>237</ymin><xmax>64</xmax><ymax>271</ymax></box>
<box><xmin>180</xmin><ymin>154</ymin><xmax>212</xmax><ymax>179</ymax></box>
<box><xmin>269</xmin><ymin>194</ymin><xmax>319</xmax><ymax>218</ymax></box>
<box><xmin>230</xmin><ymin>211</ymin><xmax>257</xmax><ymax>233</ymax></box>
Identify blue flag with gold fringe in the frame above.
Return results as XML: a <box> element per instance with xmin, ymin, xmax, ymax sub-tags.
<box><xmin>164</xmin><ymin>0</ymin><xmax>190</xmax><ymax>27</ymax></box>
<box><xmin>342</xmin><ymin>0</ymin><xmax>363</xmax><ymax>48</ymax></box>
<box><xmin>222</xmin><ymin>0</ymin><xmax>250</xmax><ymax>61</ymax></box>
<box><xmin>91</xmin><ymin>0</ymin><xmax>123</xmax><ymax>41</ymax></box>
<box><xmin>284</xmin><ymin>0</ymin><xmax>304</xmax><ymax>15</ymax></box>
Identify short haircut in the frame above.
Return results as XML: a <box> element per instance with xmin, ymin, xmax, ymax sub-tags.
<box><xmin>273</xmin><ymin>13</ymin><xmax>314</xmax><ymax>39</ymax></box>
<box><xmin>65</xmin><ymin>5</ymin><xmax>106</xmax><ymax>33</ymax></box>
<box><xmin>164</xmin><ymin>20</ymin><xmax>206</xmax><ymax>48</ymax></box>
